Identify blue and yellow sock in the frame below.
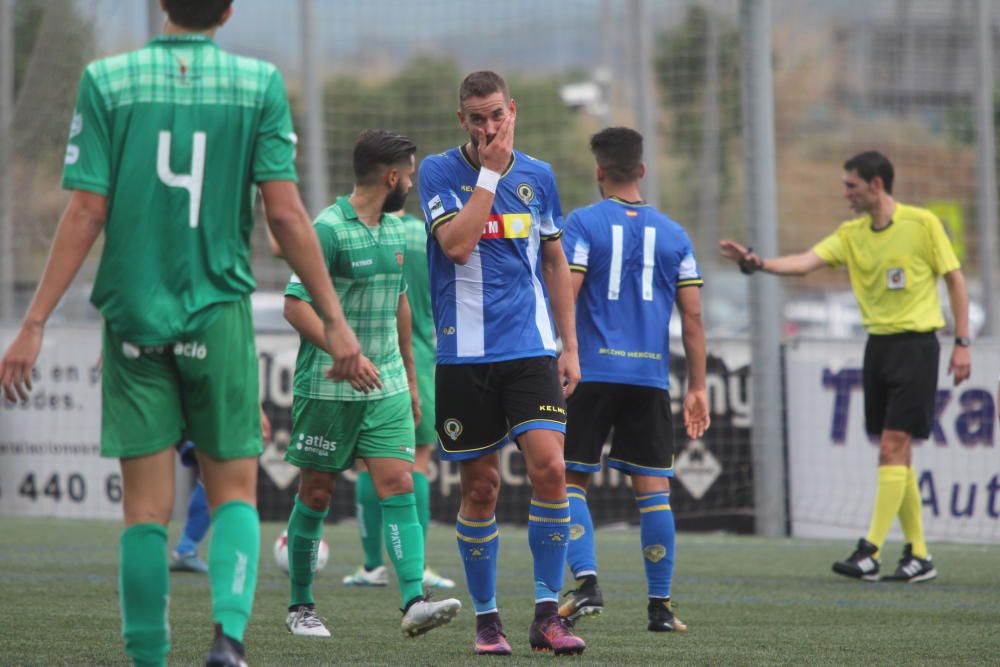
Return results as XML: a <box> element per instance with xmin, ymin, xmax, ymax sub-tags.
<box><xmin>120</xmin><ymin>523</ymin><xmax>170</xmax><ymax>667</ymax></box>
<box><xmin>176</xmin><ymin>482</ymin><xmax>210</xmax><ymax>556</ymax></box>
<box><xmin>528</xmin><ymin>497</ymin><xmax>570</xmax><ymax>603</ymax></box>
<box><xmin>285</xmin><ymin>496</ymin><xmax>328</xmax><ymax>608</ymax></box>
<box><xmin>456</xmin><ymin>514</ymin><xmax>499</xmax><ymax>614</ymax></box>
<box><xmin>637</xmin><ymin>491</ymin><xmax>675</xmax><ymax>599</ymax></box>
<box><xmin>566</xmin><ymin>484</ymin><xmax>597</xmax><ymax>578</ymax></box>
<box><xmin>208</xmin><ymin>500</ymin><xmax>260</xmax><ymax>643</ymax></box>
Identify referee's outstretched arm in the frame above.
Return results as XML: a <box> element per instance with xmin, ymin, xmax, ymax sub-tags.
<box><xmin>718</xmin><ymin>240</ymin><xmax>825</xmax><ymax>277</ymax></box>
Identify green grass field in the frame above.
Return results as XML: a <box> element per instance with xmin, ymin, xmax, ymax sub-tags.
<box><xmin>1</xmin><ymin>517</ymin><xmax>998</xmax><ymax>666</ymax></box>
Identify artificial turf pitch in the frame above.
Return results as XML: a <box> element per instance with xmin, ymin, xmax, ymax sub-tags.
<box><xmin>0</xmin><ymin>517</ymin><xmax>997</xmax><ymax>665</ymax></box>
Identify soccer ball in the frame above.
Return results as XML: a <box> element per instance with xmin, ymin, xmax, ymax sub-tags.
<box><xmin>273</xmin><ymin>529</ymin><xmax>330</xmax><ymax>575</ymax></box>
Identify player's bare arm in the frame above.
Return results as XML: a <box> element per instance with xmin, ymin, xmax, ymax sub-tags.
<box><xmin>260</xmin><ymin>180</ymin><xmax>361</xmax><ymax>380</ymax></box>
<box><xmin>719</xmin><ymin>239</ymin><xmax>825</xmax><ymax>276</ymax></box>
<box><xmin>434</xmin><ymin>101</ymin><xmax>517</xmax><ymax>265</ymax></box>
<box><xmin>943</xmin><ymin>268</ymin><xmax>971</xmax><ymax>385</ymax></box>
<box><xmin>676</xmin><ymin>285</ymin><xmax>710</xmax><ymax>439</ymax></box>
<box><xmin>283</xmin><ymin>294</ymin><xmax>381</xmax><ymax>393</ymax></box>
<box><xmin>541</xmin><ymin>240</ymin><xmax>580</xmax><ymax>397</ymax></box>
<box><xmin>0</xmin><ymin>190</ymin><xmax>106</xmax><ymax>402</ymax></box>
<box><xmin>396</xmin><ymin>292</ymin><xmax>421</xmax><ymax>427</ymax></box>
<box><xmin>569</xmin><ymin>271</ymin><xmax>585</xmax><ymax>301</ymax></box>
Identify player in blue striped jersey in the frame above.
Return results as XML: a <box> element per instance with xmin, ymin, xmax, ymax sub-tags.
<box><xmin>418</xmin><ymin>71</ymin><xmax>585</xmax><ymax>656</ymax></box>
<box><xmin>558</xmin><ymin>127</ymin><xmax>711</xmax><ymax>633</ymax></box>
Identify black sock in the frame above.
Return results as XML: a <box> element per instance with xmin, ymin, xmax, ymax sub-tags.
<box><xmin>534</xmin><ymin>600</ymin><xmax>558</xmax><ymax>620</ymax></box>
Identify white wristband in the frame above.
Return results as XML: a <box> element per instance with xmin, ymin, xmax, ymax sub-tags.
<box><xmin>476</xmin><ymin>167</ymin><xmax>501</xmax><ymax>194</ymax></box>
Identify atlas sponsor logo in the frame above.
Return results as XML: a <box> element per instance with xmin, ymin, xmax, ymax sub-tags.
<box><xmin>296</xmin><ymin>432</ymin><xmax>337</xmax><ymax>456</ymax></box>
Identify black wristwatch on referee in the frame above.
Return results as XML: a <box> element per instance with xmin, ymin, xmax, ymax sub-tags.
<box><xmin>954</xmin><ymin>336</ymin><xmax>971</xmax><ymax>347</ymax></box>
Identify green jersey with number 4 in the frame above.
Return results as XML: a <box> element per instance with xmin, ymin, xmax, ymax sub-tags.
<box><xmin>62</xmin><ymin>34</ymin><xmax>298</xmax><ymax>344</ymax></box>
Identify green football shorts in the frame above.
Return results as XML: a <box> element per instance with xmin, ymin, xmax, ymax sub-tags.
<box><xmin>100</xmin><ymin>297</ymin><xmax>262</xmax><ymax>460</ymax></box>
<box><xmin>414</xmin><ymin>352</ymin><xmax>436</xmax><ymax>446</ymax></box>
<box><xmin>286</xmin><ymin>391</ymin><xmax>415</xmax><ymax>473</ymax></box>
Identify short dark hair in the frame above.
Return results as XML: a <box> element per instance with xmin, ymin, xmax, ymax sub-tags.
<box><xmin>163</xmin><ymin>0</ymin><xmax>233</xmax><ymax>30</ymax></box>
<box><xmin>353</xmin><ymin>129</ymin><xmax>417</xmax><ymax>185</ymax></box>
<box><xmin>844</xmin><ymin>151</ymin><xmax>894</xmax><ymax>194</ymax></box>
<box><xmin>459</xmin><ymin>71</ymin><xmax>509</xmax><ymax>106</ymax></box>
<box><xmin>590</xmin><ymin>127</ymin><xmax>644</xmax><ymax>183</ymax></box>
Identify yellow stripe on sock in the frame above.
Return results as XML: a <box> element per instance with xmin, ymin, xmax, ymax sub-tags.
<box><xmin>567</xmin><ymin>484</ymin><xmax>587</xmax><ymax>493</ymax></box>
<box><xmin>457</xmin><ymin>515</ymin><xmax>496</xmax><ymax>528</ymax></box>
<box><xmin>531</xmin><ymin>499</ymin><xmax>570</xmax><ymax>509</ymax></box>
<box><xmin>635</xmin><ymin>492</ymin><xmax>669</xmax><ymax>501</ymax></box>
<box><xmin>528</xmin><ymin>515</ymin><xmax>571</xmax><ymax>523</ymax></box>
<box><xmin>638</xmin><ymin>504</ymin><xmax>672</xmax><ymax>513</ymax></box>
<box><xmin>456</xmin><ymin>530</ymin><xmax>500</xmax><ymax>544</ymax></box>
<box><xmin>567</xmin><ymin>493</ymin><xmax>586</xmax><ymax>501</ymax></box>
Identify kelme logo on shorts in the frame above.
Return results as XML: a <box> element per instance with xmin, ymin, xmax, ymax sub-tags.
<box><xmin>296</xmin><ymin>433</ymin><xmax>337</xmax><ymax>454</ymax></box>
<box><xmin>643</xmin><ymin>544</ymin><xmax>667</xmax><ymax>563</ymax></box>
<box><xmin>443</xmin><ymin>419</ymin><xmax>463</xmax><ymax>441</ymax></box>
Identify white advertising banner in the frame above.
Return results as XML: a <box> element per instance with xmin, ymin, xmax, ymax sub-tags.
<box><xmin>0</xmin><ymin>327</ymin><xmax>122</xmax><ymax>518</ymax></box>
<box><xmin>786</xmin><ymin>338</ymin><xmax>1000</xmax><ymax>544</ymax></box>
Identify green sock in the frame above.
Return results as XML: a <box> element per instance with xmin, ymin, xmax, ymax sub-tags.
<box><xmin>381</xmin><ymin>493</ymin><xmax>425</xmax><ymax>607</ymax></box>
<box><xmin>119</xmin><ymin>523</ymin><xmax>170</xmax><ymax>667</ymax></box>
<box><xmin>413</xmin><ymin>471</ymin><xmax>431</xmax><ymax>539</ymax></box>
<box><xmin>356</xmin><ymin>472</ymin><xmax>384</xmax><ymax>569</ymax></box>
<box><xmin>286</xmin><ymin>495</ymin><xmax>329</xmax><ymax>607</ymax></box>
<box><xmin>209</xmin><ymin>500</ymin><xmax>260</xmax><ymax>642</ymax></box>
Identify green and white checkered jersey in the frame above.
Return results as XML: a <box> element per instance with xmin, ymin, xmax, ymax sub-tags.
<box><xmin>286</xmin><ymin>196</ymin><xmax>409</xmax><ymax>402</ymax></box>
<box><xmin>400</xmin><ymin>213</ymin><xmax>435</xmax><ymax>366</ymax></box>
<box><xmin>62</xmin><ymin>34</ymin><xmax>298</xmax><ymax>344</ymax></box>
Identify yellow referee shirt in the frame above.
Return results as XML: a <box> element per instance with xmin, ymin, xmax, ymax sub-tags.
<box><xmin>812</xmin><ymin>203</ymin><xmax>960</xmax><ymax>334</ymax></box>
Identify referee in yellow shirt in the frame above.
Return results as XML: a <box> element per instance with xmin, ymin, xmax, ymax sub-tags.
<box><xmin>720</xmin><ymin>151</ymin><xmax>971</xmax><ymax>583</ymax></box>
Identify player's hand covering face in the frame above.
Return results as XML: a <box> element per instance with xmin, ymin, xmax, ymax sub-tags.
<box><xmin>460</xmin><ymin>94</ymin><xmax>516</xmax><ymax>173</ymax></box>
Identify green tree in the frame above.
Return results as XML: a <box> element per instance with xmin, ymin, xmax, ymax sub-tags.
<box><xmin>654</xmin><ymin>6</ymin><xmax>741</xmax><ymax>214</ymax></box>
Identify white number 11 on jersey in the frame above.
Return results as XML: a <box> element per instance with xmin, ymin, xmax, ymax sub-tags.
<box><xmin>608</xmin><ymin>224</ymin><xmax>656</xmax><ymax>301</ymax></box>
<box><xmin>157</xmin><ymin>130</ymin><xmax>206</xmax><ymax>228</ymax></box>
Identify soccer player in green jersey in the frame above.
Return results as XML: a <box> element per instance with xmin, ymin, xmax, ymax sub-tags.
<box><xmin>344</xmin><ymin>209</ymin><xmax>456</xmax><ymax>591</ymax></box>
<box><xmin>0</xmin><ymin>2</ymin><xmax>363</xmax><ymax>666</ymax></box>
<box><xmin>281</xmin><ymin>129</ymin><xmax>461</xmax><ymax>639</ymax></box>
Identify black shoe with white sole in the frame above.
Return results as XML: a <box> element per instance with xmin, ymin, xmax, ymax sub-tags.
<box><xmin>882</xmin><ymin>543</ymin><xmax>937</xmax><ymax>583</ymax></box>
<box><xmin>832</xmin><ymin>538</ymin><xmax>881</xmax><ymax>581</ymax></box>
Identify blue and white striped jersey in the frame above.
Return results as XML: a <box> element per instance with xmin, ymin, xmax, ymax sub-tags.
<box><xmin>418</xmin><ymin>146</ymin><xmax>564</xmax><ymax>365</ymax></box>
<box><xmin>562</xmin><ymin>196</ymin><xmax>703</xmax><ymax>389</ymax></box>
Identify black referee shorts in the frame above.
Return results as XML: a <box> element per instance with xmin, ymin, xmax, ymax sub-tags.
<box><xmin>564</xmin><ymin>381</ymin><xmax>675</xmax><ymax>477</ymax></box>
<box><xmin>863</xmin><ymin>331</ymin><xmax>940</xmax><ymax>439</ymax></box>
